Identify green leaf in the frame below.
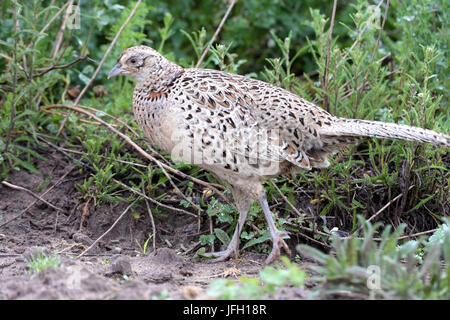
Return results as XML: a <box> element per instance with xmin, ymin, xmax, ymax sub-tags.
<box><xmin>15</xmin><ymin>158</ymin><xmax>39</xmax><ymax>174</ymax></box>
<box><xmin>242</xmin><ymin>230</ymin><xmax>271</xmax><ymax>250</ymax></box>
<box><xmin>199</xmin><ymin>234</ymin><xmax>215</xmax><ymax>247</ymax></box>
<box><xmin>214</xmin><ymin>228</ymin><xmax>230</xmax><ymax>246</ymax></box>
<box><xmin>407</xmin><ymin>194</ymin><xmax>435</xmax><ymax>213</ymax></box>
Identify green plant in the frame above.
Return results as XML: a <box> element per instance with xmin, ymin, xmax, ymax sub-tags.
<box><xmin>135</xmin><ymin>233</ymin><xmax>153</xmax><ymax>255</ymax></box>
<box><xmin>26</xmin><ymin>251</ymin><xmax>61</xmax><ymax>274</ymax></box>
<box><xmin>75</xmin><ymin>164</ymin><xmax>124</xmax><ymax>206</ymax></box>
<box><xmin>297</xmin><ymin>216</ymin><xmax>449</xmax><ymax>299</ymax></box>
<box><xmin>401</xmin><ymin>219</ymin><xmax>450</xmax><ymax>264</ymax></box>
<box><xmin>152</xmin><ymin>289</ymin><xmax>170</xmax><ymax>300</ymax></box>
<box><xmin>207</xmin><ymin>256</ymin><xmax>307</xmax><ymax>299</ymax></box>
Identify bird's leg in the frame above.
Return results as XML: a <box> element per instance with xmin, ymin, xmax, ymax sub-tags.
<box><xmin>204</xmin><ymin>188</ymin><xmax>252</xmax><ymax>262</ymax></box>
<box><xmin>203</xmin><ymin>208</ymin><xmax>249</xmax><ymax>262</ymax></box>
<box><xmin>258</xmin><ymin>191</ymin><xmax>291</xmax><ymax>264</ymax></box>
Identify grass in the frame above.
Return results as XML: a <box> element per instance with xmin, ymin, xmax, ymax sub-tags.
<box><xmin>135</xmin><ymin>233</ymin><xmax>153</xmax><ymax>255</ymax></box>
<box><xmin>26</xmin><ymin>251</ymin><xmax>61</xmax><ymax>274</ymax></box>
<box><xmin>0</xmin><ymin>0</ymin><xmax>448</xmax><ymax>298</ymax></box>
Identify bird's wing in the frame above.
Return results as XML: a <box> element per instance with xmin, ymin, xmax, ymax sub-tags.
<box><xmin>173</xmin><ymin>68</ymin><xmax>344</xmax><ymax>169</ymax></box>
<box><xmin>169</xmin><ymin>69</ymin><xmax>290</xmax><ymax>165</ymax></box>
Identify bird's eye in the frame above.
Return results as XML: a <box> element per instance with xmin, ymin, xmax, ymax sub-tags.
<box><xmin>130</xmin><ymin>58</ymin><xmax>136</xmax><ymax>64</ymax></box>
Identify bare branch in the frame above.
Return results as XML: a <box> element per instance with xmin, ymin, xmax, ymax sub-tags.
<box><xmin>77</xmin><ymin>199</ymin><xmax>139</xmax><ymax>258</ymax></box>
<box><xmin>322</xmin><ymin>0</ymin><xmax>338</xmax><ymax>112</ymax></box>
<box><xmin>142</xmin><ymin>185</ymin><xmax>157</xmax><ymax>252</ymax></box>
<box><xmin>195</xmin><ymin>0</ymin><xmax>237</xmax><ymax>68</ymax></box>
<box><xmin>1</xmin><ymin>181</ymin><xmax>66</xmax><ymax>213</ymax></box>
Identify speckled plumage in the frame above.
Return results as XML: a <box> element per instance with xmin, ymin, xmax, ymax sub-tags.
<box><xmin>109</xmin><ymin>45</ymin><xmax>450</xmax><ymax>264</ymax></box>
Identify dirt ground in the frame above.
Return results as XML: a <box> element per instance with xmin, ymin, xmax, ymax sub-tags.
<box><xmin>0</xmin><ymin>151</ymin><xmax>312</xmax><ymax>300</ymax></box>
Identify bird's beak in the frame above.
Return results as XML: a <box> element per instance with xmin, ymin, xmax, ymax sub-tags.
<box><xmin>108</xmin><ymin>64</ymin><xmax>124</xmax><ymax>79</ymax></box>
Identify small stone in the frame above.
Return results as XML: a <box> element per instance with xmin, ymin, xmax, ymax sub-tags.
<box><xmin>110</xmin><ymin>255</ymin><xmax>132</xmax><ymax>275</ymax></box>
<box><xmin>72</xmin><ymin>232</ymin><xmax>94</xmax><ymax>246</ymax></box>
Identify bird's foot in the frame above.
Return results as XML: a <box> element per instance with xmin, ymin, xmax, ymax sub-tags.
<box><xmin>203</xmin><ymin>247</ymin><xmax>238</xmax><ymax>263</ymax></box>
<box><xmin>265</xmin><ymin>230</ymin><xmax>291</xmax><ymax>264</ymax></box>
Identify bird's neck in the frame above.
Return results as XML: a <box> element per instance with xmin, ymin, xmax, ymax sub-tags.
<box><xmin>135</xmin><ymin>60</ymin><xmax>184</xmax><ymax>92</ymax></box>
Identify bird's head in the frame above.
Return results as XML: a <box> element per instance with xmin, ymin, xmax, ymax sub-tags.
<box><xmin>108</xmin><ymin>45</ymin><xmax>180</xmax><ymax>85</ymax></box>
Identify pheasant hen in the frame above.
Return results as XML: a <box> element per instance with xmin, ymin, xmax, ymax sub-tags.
<box><xmin>108</xmin><ymin>45</ymin><xmax>449</xmax><ymax>264</ymax></box>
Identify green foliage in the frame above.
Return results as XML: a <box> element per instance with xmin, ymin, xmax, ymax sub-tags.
<box><xmin>207</xmin><ymin>256</ymin><xmax>307</xmax><ymax>299</ymax></box>
<box><xmin>76</xmin><ymin>163</ymin><xmax>124</xmax><ymax>206</ymax></box>
<box><xmin>297</xmin><ymin>216</ymin><xmax>450</xmax><ymax>299</ymax></box>
<box><xmin>406</xmin><ymin>219</ymin><xmax>450</xmax><ymax>264</ymax></box>
<box><xmin>152</xmin><ymin>289</ymin><xmax>170</xmax><ymax>300</ymax></box>
<box><xmin>26</xmin><ymin>251</ymin><xmax>61</xmax><ymax>274</ymax></box>
<box><xmin>206</xmin><ymin>197</ymin><xmax>235</xmax><ymax>224</ymax></box>
<box><xmin>135</xmin><ymin>233</ymin><xmax>153</xmax><ymax>255</ymax></box>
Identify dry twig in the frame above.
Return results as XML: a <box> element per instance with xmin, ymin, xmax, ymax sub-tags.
<box><xmin>269</xmin><ymin>180</ymin><xmax>306</xmax><ymax>219</ymax></box>
<box><xmin>79</xmin><ymin>197</ymin><xmax>92</xmax><ymax>230</ymax></box>
<box><xmin>5</xmin><ymin>1</ymin><xmax>18</xmax><ymax>154</ymax></box>
<box><xmin>353</xmin><ymin>0</ymin><xmax>390</xmax><ymax>118</ymax></box>
<box><xmin>142</xmin><ymin>185</ymin><xmax>157</xmax><ymax>252</ymax></box>
<box><xmin>51</xmin><ymin>0</ymin><xmax>74</xmax><ymax>59</ymax></box>
<box><xmin>352</xmin><ymin>185</ymin><xmax>415</xmax><ymax>236</ymax></box>
<box><xmin>76</xmin><ymin>199</ymin><xmax>138</xmax><ymax>258</ymax></box>
<box><xmin>33</xmin><ymin>56</ymin><xmax>88</xmax><ymax>78</ymax></box>
<box><xmin>195</xmin><ymin>0</ymin><xmax>237</xmax><ymax>68</ymax></box>
<box><xmin>1</xmin><ymin>181</ymin><xmax>65</xmax><ymax>213</ymax></box>
<box><xmin>114</xmin><ymin>179</ymin><xmax>197</xmax><ymax>218</ymax></box>
<box><xmin>338</xmin><ymin>0</ymin><xmax>385</xmax><ymax>65</ymax></box>
<box><xmin>0</xmin><ymin>166</ymin><xmax>74</xmax><ymax>229</ymax></box>
<box><xmin>322</xmin><ymin>0</ymin><xmax>338</xmax><ymax>112</ymax></box>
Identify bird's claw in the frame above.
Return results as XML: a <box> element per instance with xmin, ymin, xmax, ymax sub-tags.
<box><xmin>203</xmin><ymin>248</ymin><xmax>239</xmax><ymax>263</ymax></box>
<box><xmin>265</xmin><ymin>231</ymin><xmax>291</xmax><ymax>264</ymax></box>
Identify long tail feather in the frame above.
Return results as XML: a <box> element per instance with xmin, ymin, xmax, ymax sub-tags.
<box><xmin>321</xmin><ymin>118</ymin><xmax>450</xmax><ymax>147</ymax></box>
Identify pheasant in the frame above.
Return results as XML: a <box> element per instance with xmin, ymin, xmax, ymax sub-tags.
<box><xmin>108</xmin><ymin>45</ymin><xmax>449</xmax><ymax>264</ymax></box>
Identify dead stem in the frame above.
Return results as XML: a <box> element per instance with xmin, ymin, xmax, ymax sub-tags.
<box><xmin>195</xmin><ymin>0</ymin><xmax>237</xmax><ymax>68</ymax></box>
<box><xmin>142</xmin><ymin>185</ymin><xmax>157</xmax><ymax>252</ymax></box>
<box><xmin>1</xmin><ymin>181</ymin><xmax>65</xmax><ymax>213</ymax></box>
<box><xmin>322</xmin><ymin>0</ymin><xmax>337</xmax><ymax>112</ymax></box>
<box><xmin>0</xmin><ymin>166</ymin><xmax>74</xmax><ymax>229</ymax></box>
<box><xmin>51</xmin><ymin>0</ymin><xmax>74</xmax><ymax>59</ymax></box>
<box><xmin>114</xmin><ymin>179</ymin><xmax>197</xmax><ymax>218</ymax></box>
<box><xmin>269</xmin><ymin>180</ymin><xmax>306</xmax><ymax>219</ymax></box>
<box><xmin>353</xmin><ymin>0</ymin><xmax>390</xmax><ymax>118</ymax></box>
<box><xmin>76</xmin><ymin>199</ymin><xmax>139</xmax><ymax>258</ymax></box>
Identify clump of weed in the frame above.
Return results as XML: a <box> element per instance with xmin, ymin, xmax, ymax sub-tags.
<box><xmin>26</xmin><ymin>251</ymin><xmax>61</xmax><ymax>274</ymax></box>
<box><xmin>297</xmin><ymin>216</ymin><xmax>449</xmax><ymax>299</ymax></box>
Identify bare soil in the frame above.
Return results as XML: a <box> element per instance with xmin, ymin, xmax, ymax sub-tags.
<box><xmin>0</xmin><ymin>151</ymin><xmax>311</xmax><ymax>300</ymax></box>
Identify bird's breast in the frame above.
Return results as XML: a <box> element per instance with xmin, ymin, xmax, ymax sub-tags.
<box><xmin>132</xmin><ymin>91</ymin><xmax>183</xmax><ymax>152</ymax></box>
